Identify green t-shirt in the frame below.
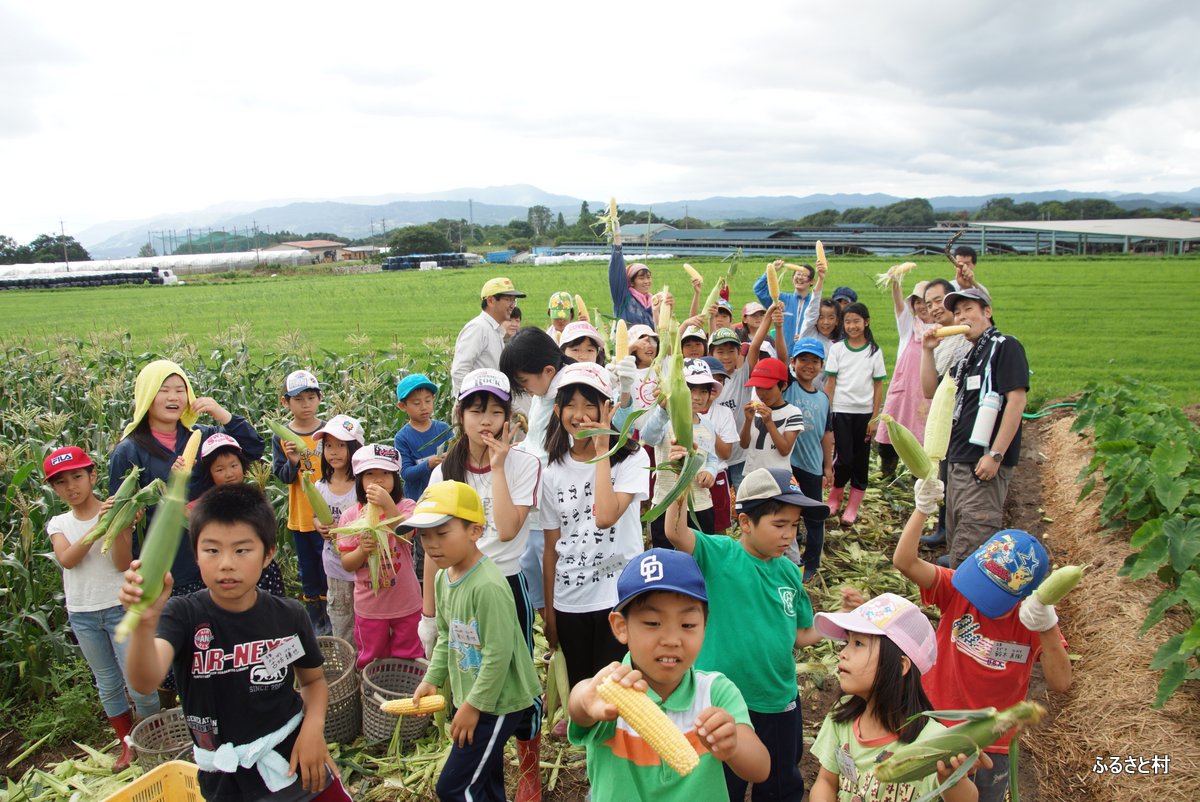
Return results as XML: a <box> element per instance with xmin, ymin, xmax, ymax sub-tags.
<box><xmin>422</xmin><ymin>556</ymin><xmax>541</xmax><ymax>715</ymax></box>
<box><xmin>812</xmin><ymin>704</ymin><xmax>951</xmax><ymax>801</ymax></box>
<box><xmin>569</xmin><ymin>662</ymin><xmax>751</xmax><ymax>802</ymax></box>
<box><xmin>691</xmin><ymin>531</ymin><xmax>813</xmax><ymax>712</ymax></box>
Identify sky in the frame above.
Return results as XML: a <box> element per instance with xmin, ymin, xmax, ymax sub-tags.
<box><xmin>1</xmin><ymin>0</ymin><xmax>1197</xmax><ymax>242</ymax></box>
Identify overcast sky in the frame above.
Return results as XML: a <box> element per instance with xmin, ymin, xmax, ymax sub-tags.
<box><xmin>2</xmin><ymin>0</ymin><xmax>1197</xmax><ymax>241</ymax></box>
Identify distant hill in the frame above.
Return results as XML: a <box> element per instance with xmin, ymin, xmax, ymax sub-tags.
<box><xmin>80</xmin><ymin>185</ymin><xmax>1200</xmax><ymax>258</ymax></box>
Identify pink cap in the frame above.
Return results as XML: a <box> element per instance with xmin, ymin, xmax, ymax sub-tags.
<box><xmin>555</xmin><ymin>362</ymin><xmax>612</xmax><ymax>396</ymax></box>
<box><xmin>200</xmin><ymin>433</ymin><xmax>242</xmax><ymax>460</ymax></box>
<box><xmin>560</xmin><ymin>321</ymin><xmax>604</xmax><ymax>348</ymax></box>
<box><xmin>626</xmin><ymin>262</ymin><xmax>650</xmax><ymax>281</ymax></box>
<box><xmin>814</xmin><ymin>593</ymin><xmax>937</xmax><ymax>675</ymax></box>
<box><xmin>742</xmin><ymin>302</ymin><xmax>766</xmax><ymax>316</ymax></box>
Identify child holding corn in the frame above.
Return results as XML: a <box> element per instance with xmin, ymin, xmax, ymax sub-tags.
<box><xmin>408</xmin><ymin>481</ymin><xmax>542</xmax><ymax>802</ymax></box>
<box><xmin>894</xmin><ymin>478</ymin><xmax>1072</xmax><ymax>801</ymax></box>
<box><xmin>311</xmin><ymin>415</ymin><xmax>366</xmax><ymax>648</ymax></box>
<box><xmin>46</xmin><ymin>446</ymin><xmax>161</xmax><ymax>772</ymax></box>
<box><xmin>271</xmin><ymin>369</ymin><xmax>329</xmax><ymax>635</ymax></box>
<box><xmin>395</xmin><ymin>373</ymin><xmax>451</xmax><ymax>580</ymax></box>
<box><xmin>569</xmin><ymin>549</ymin><xmax>770</xmax><ymax>800</ymax></box>
<box><xmin>809</xmin><ymin>593</ymin><xmax>982</xmax><ymax>802</ymax></box>
<box><xmin>782</xmin><ymin>338</ymin><xmax>835</xmax><ymax>582</ymax></box>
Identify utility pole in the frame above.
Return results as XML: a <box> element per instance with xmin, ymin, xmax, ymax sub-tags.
<box><xmin>60</xmin><ymin>219</ymin><xmax>70</xmax><ymax>270</ymax></box>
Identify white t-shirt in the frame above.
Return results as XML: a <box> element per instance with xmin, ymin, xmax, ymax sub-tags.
<box><xmin>713</xmin><ymin>361</ymin><xmax>751</xmax><ymax>466</ymax></box>
<box><xmin>48</xmin><ymin>511</ymin><xmax>124</xmax><ymax>613</ymax></box>
<box><xmin>540</xmin><ymin>447</ymin><xmax>650</xmax><ymax>613</ymax></box>
<box><xmin>514</xmin><ymin>373</ymin><xmax>561</xmax><ymax>530</ymax></box>
<box><xmin>742</xmin><ymin>402</ymin><xmax>805</xmax><ymax>476</ymax></box>
<box><xmin>702</xmin><ymin>404</ymin><xmax>739</xmax><ymax>472</ymax></box>
<box><xmin>631</xmin><ymin>366</ymin><xmax>660</xmax><ymax>417</ymax></box>
<box><xmin>825</xmin><ymin>341</ymin><xmax>888</xmax><ymax>414</ymax></box>
<box><xmin>430</xmin><ymin>448</ymin><xmax>541</xmax><ymax>576</ymax></box>
<box><xmin>317</xmin><ymin>481</ymin><xmax>359</xmax><ymax>582</ymax></box>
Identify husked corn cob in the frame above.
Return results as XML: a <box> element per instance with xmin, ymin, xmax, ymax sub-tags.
<box><xmin>924</xmin><ymin>373</ymin><xmax>957</xmax><ymax>463</ymax></box>
<box><xmin>267</xmin><ymin>419</ymin><xmax>308</xmax><ymax>452</ymax></box>
<box><xmin>701</xmin><ymin>276</ymin><xmax>726</xmax><ymax>316</ymax></box>
<box><xmin>657</xmin><ymin>286</ymin><xmax>673</xmax><ymax>332</ymax></box>
<box><xmin>683</xmin><ymin>263</ymin><xmax>703</xmax><ymax>284</ymax></box>
<box><xmin>766</xmin><ymin>263</ymin><xmax>781</xmax><ymax>304</ymax></box>
<box><xmin>933</xmin><ymin>325</ymin><xmax>970</xmax><ymax>338</ymax></box>
<box><xmin>613</xmin><ymin>319</ymin><xmax>629</xmax><ymax>361</ymax></box>
<box><xmin>1035</xmin><ymin>565</ymin><xmax>1083</xmax><ymax>605</ymax></box>
<box><xmin>181</xmin><ymin>429</ymin><xmax>202</xmax><ymax>472</ymax></box>
<box><xmin>875</xmin><ymin>701</ymin><xmax>1045</xmax><ymax>784</ymax></box>
<box><xmin>381</xmin><ymin>695</ymin><xmax>445</xmax><ymax>716</ymax></box>
<box><xmin>875</xmin><ymin>261</ymin><xmax>918</xmax><ymax>290</ymax></box>
<box><xmin>880</xmin><ymin>414</ymin><xmax>932</xmax><ymax>480</ymax></box>
<box><xmin>815</xmin><ymin>240</ymin><xmax>826</xmax><ymax>265</ymax></box>
<box><xmin>574</xmin><ymin>294</ymin><xmax>589</xmax><ymax>320</ymax></box>
<box><xmin>302</xmin><ymin>475</ymin><xmax>333</xmax><ymax>526</ymax></box>
<box><xmin>597</xmin><ymin>677</ymin><xmax>699</xmax><ymax>776</ymax></box>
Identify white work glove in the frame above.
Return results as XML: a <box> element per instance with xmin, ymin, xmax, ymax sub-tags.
<box><xmin>609</xmin><ymin>355</ymin><xmax>638</xmax><ymax>397</ymax></box>
<box><xmin>913</xmin><ymin>477</ymin><xmax>944</xmax><ymax>515</ymax></box>
<box><xmin>1018</xmin><ymin>595</ymin><xmax>1059</xmax><ymax>633</ymax></box>
<box><xmin>418</xmin><ymin>615</ymin><xmax>439</xmax><ymax>658</ymax></box>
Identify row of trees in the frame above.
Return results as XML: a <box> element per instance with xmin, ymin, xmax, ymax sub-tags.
<box><xmin>0</xmin><ymin>234</ymin><xmax>91</xmax><ymax>265</ymax></box>
<box><xmin>969</xmin><ymin>196</ymin><xmax>1196</xmax><ymax>222</ymax></box>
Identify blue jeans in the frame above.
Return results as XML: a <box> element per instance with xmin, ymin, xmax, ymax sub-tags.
<box><xmin>70</xmin><ymin>606</ymin><xmax>161</xmax><ymax>718</ymax></box>
<box><xmin>727</xmin><ymin>461</ymin><xmax>746</xmax><ymax>495</ymax></box>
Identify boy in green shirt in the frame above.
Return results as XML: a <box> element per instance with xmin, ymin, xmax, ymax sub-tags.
<box><xmin>409</xmin><ymin>481</ymin><xmax>541</xmax><ymax>802</ymax></box>
<box><xmin>569</xmin><ymin>549</ymin><xmax>769</xmax><ymax>801</ymax></box>
<box><xmin>664</xmin><ymin>465</ymin><xmax>828</xmax><ymax>802</ymax></box>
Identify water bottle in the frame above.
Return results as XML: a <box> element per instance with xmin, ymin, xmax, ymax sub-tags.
<box><xmin>969</xmin><ymin>391</ymin><xmax>1002</xmax><ymax>447</ymax></box>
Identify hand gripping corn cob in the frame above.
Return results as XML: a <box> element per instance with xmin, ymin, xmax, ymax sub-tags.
<box><xmin>933</xmin><ymin>325</ymin><xmax>970</xmax><ymax>338</ymax></box>
<box><xmin>81</xmin><ymin>466</ymin><xmax>143</xmax><ymax>547</ymax></box>
<box><xmin>381</xmin><ymin>695</ymin><xmax>445</xmax><ymax>716</ymax></box>
<box><xmin>766</xmin><ymin>263</ymin><xmax>781</xmax><ymax>304</ymax></box>
<box><xmin>597</xmin><ymin>677</ymin><xmax>699</xmax><ymax>776</ymax></box>
<box><xmin>879</xmin><ymin>414</ymin><xmax>932</xmax><ymax>480</ymax></box>
<box><xmin>267</xmin><ymin>419</ymin><xmax>308</xmax><ymax>452</ymax></box>
<box><xmin>1035</xmin><ymin>565</ymin><xmax>1083</xmax><ymax>605</ymax></box>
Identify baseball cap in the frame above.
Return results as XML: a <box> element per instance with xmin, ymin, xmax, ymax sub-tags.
<box><xmin>555</xmin><ymin>362</ymin><xmax>612</xmax><ymax>396</ymax></box>
<box><xmin>406</xmin><ymin>480</ymin><xmax>486</xmax><ymax>528</ymax></box>
<box><xmin>735</xmin><ymin>467</ymin><xmax>828</xmax><ymax>511</ymax></box>
<box><xmin>313</xmin><ymin>414</ymin><xmax>366</xmax><ymax>445</ymax></box>
<box><xmin>200</xmin><ymin>432</ymin><xmax>242</xmax><ymax>460</ymax></box>
<box><xmin>832</xmin><ymin>286</ymin><xmax>858</xmax><ymax>303</ymax></box>
<box><xmin>815</xmin><ymin>593</ymin><xmax>938</xmax><ymax>675</ymax></box>
<box><xmin>560</xmin><ymin>321</ymin><xmax>604</xmax><ymax>348</ymax></box>
<box><xmin>702</xmin><ymin>356</ymin><xmax>729</xmax><ymax>378</ymax></box>
<box><xmin>943</xmin><ymin>287</ymin><xmax>992</xmax><ymax>314</ymax></box>
<box><xmin>952</xmin><ymin>529</ymin><xmax>1050</xmax><ymax>618</ymax></box>
<box><xmin>480</xmin><ymin>277</ymin><xmax>526</xmax><ymax>299</ymax></box>
<box><xmin>907</xmin><ymin>280</ymin><xmax>930</xmax><ymax>303</ymax></box>
<box><xmin>759</xmin><ymin>340</ymin><xmax>778</xmax><ymax>359</ymax></box>
<box><xmin>683</xmin><ymin>358</ymin><xmax>721</xmax><ymax>389</ymax></box>
<box><xmin>284</xmin><ymin>369</ymin><xmax>320</xmax><ymax>397</ymax></box>
<box><xmin>745</xmin><ymin>357</ymin><xmax>788</xmax><ymax>388</ymax></box>
<box><xmin>614</xmin><ymin>549</ymin><xmax>708</xmax><ymax>612</ymax></box>
<box><xmin>396</xmin><ymin>373</ymin><xmax>438</xmax><ymax>402</ymax></box>
<box><xmin>742</xmin><ymin>302</ymin><xmax>766</xmax><ymax>317</ymax></box>
<box><xmin>548</xmin><ymin>291</ymin><xmax>574</xmax><ymax>320</ymax></box>
<box><xmin>627</xmin><ymin>324</ymin><xmax>657</xmax><ymax>343</ymax></box>
<box><xmin>708</xmin><ymin>327</ymin><xmax>741</xmax><ymax>348</ymax></box>
<box><xmin>351</xmin><ymin>443</ymin><xmax>401</xmax><ymax>475</ymax></box>
<box><xmin>43</xmin><ymin>446</ymin><xmax>94</xmax><ymax>480</ymax></box>
<box><xmin>459</xmin><ymin>368</ymin><xmax>511</xmax><ymax>401</ymax></box>
<box><xmin>715</xmin><ymin>299</ymin><xmax>733</xmax><ymax>314</ymax></box>
<box><xmin>789</xmin><ymin>337</ymin><xmax>826</xmax><ymax>360</ymax></box>
<box><xmin>681</xmin><ymin>325</ymin><xmax>707</xmax><ymax>343</ymax></box>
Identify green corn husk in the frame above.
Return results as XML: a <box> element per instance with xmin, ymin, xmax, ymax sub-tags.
<box><xmin>641</xmin><ymin>451</ymin><xmax>707</xmax><ymax>523</ymax></box>
<box><xmin>580</xmin><ymin>407</ymin><xmax>650</xmax><ymax>464</ymax></box>
<box><xmin>266</xmin><ymin>419</ymin><xmax>309</xmax><ymax>451</ymax></box>
<box><xmin>100</xmin><ymin>479</ymin><xmax>165</xmax><ymax>554</ymax></box>
<box><xmin>330</xmin><ymin>504</ymin><xmax>410</xmax><ymax>594</ymax></box>
<box><xmin>880</xmin><ymin>413</ymin><xmax>933</xmax><ymax>480</ymax></box>
<box><xmin>302</xmin><ymin>474</ymin><xmax>333</xmax><ymax>526</ymax></box>
<box><xmin>701</xmin><ymin>276</ymin><xmax>727</xmax><ymax>316</ymax></box>
<box><xmin>81</xmin><ymin>466</ymin><xmax>143</xmax><ymax>546</ymax></box>
<box><xmin>1035</xmin><ymin>565</ymin><xmax>1084</xmax><ymax>605</ymax></box>
<box><xmin>115</xmin><ymin>468</ymin><xmax>189</xmax><ymax>642</ymax></box>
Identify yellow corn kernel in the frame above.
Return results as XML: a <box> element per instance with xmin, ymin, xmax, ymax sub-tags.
<box><xmin>614</xmin><ymin>319</ymin><xmax>629</xmax><ymax>361</ymax></box>
<box><xmin>815</xmin><ymin>240</ymin><xmax>826</xmax><ymax>265</ymax></box>
<box><xmin>381</xmin><ymin>695</ymin><xmax>446</xmax><ymax>716</ymax></box>
<box><xmin>657</xmin><ymin>285</ymin><xmax>673</xmax><ymax>332</ymax></box>
<box><xmin>574</xmin><ymin>294</ymin><xmax>589</xmax><ymax>321</ymax></box>
<box><xmin>933</xmin><ymin>325</ymin><xmax>970</xmax><ymax>338</ymax></box>
<box><xmin>766</xmin><ymin>263</ymin><xmax>781</xmax><ymax>304</ymax></box>
<box><xmin>683</xmin><ymin>263</ymin><xmax>702</xmax><ymax>284</ymax></box>
<box><xmin>181</xmin><ymin>429</ymin><xmax>202</xmax><ymax>472</ymax></box>
<box><xmin>597</xmin><ymin>678</ymin><xmax>699</xmax><ymax>776</ymax></box>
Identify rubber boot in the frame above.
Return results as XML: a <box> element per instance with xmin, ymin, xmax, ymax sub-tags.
<box><xmin>515</xmin><ymin>736</ymin><xmax>543</xmax><ymax>802</ymax></box>
<box><xmin>841</xmin><ymin>487</ymin><xmax>865</xmax><ymax>525</ymax></box>
<box><xmin>825</xmin><ymin>485</ymin><xmax>845</xmax><ymax>518</ymax></box>
<box><xmin>109</xmin><ymin>711</ymin><xmax>135</xmax><ymax>772</ymax></box>
<box><xmin>305</xmin><ymin>598</ymin><xmax>331</xmax><ymax>636</ymax></box>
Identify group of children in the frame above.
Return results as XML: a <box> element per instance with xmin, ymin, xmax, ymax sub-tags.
<box><xmin>41</xmin><ymin>256</ymin><xmax>1067</xmax><ymax>802</ymax></box>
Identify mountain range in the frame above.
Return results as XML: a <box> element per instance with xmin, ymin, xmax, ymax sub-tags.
<box><xmin>80</xmin><ymin>184</ymin><xmax>1200</xmax><ymax>259</ymax></box>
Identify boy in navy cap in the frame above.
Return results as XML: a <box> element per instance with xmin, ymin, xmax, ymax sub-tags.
<box><xmin>569</xmin><ymin>549</ymin><xmax>768</xmax><ymax>801</ymax></box>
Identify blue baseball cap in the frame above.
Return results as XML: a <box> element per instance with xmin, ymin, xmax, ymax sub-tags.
<box><xmin>614</xmin><ymin>549</ymin><xmax>708</xmax><ymax>612</ymax></box>
<box><xmin>789</xmin><ymin>337</ymin><xmax>826</xmax><ymax>360</ymax></box>
<box><xmin>702</xmin><ymin>356</ymin><xmax>729</xmax><ymax>378</ymax></box>
<box><xmin>832</xmin><ymin>286</ymin><xmax>858</xmax><ymax>303</ymax></box>
<box><xmin>396</xmin><ymin>373</ymin><xmax>438</xmax><ymax>402</ymax></box>
<box><xmin>952</xmin><ymin>529</ymin><xmax>1050</xmax><ymax>618</ymax></box>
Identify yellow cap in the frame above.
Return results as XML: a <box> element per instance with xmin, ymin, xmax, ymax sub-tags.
<box><xmin>407</xmin><ymin>481</ymin><xmax>486</xmax><ymax>527</ymax></box>
<box><xmin>480</xmin><ymin>277</ymin><xmax>526</xmax><ymax>299</ymax></box>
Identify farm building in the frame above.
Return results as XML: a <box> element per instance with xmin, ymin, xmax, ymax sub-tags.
<box><xmin>614</xmin><ymin>223</ymin><xmax>676</xmax><ymax>244</ymax></box>
<box><xmin>265</xmin><ymin>239</ymin><xmax>347</xmax><ymax>262</ymax></box>
<box><xmin>341</xmin><ymin>245</ymin><xmax>386</xmax><ymax>260</ymax></box>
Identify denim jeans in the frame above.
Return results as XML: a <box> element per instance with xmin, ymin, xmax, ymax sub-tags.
<box><xmin>70</xmin><ymin>605</ymin><xmax>161</xmax><ymax>718</ymax></box>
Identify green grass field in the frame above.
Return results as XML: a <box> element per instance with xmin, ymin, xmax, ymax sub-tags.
<box><xmin>1</xmin><ymin>254</ymin><xmax>1196</xmax><ymax>406</ymax></box>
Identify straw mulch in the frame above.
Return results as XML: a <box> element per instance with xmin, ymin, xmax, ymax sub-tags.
<box><xmin>1026</xmin><ymin>417</ymin><xmax>1200</xmax><ymax>800</ymax></box>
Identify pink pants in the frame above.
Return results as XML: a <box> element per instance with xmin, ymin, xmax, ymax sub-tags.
<box><xmin>354</xmin><ymin>609</ymin><xmax>423</xmax><ymax>671</ymax></box>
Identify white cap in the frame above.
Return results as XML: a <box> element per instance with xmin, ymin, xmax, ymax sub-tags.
<box><xmin>200</xmin><ymin>432</ymin><xmax>242</xmax><ymax>460</ymax></box>
<box><xmin>682</xmin><ymin>358</ymin><xmax>720</xmax><ymax>389</ymax></box>
<box><xmin>459</xmin><ymin>368</ymin><xmax>511</xmax><ymax>401</ymax></box>
<box><xmin>352</xmin><ymin>443</ymin><xmax>401</xmax><ymax>475</ymax></box>
<box><xmin>555</xmin><ymin>362</ymin><xmax>612</xmax><ymax>396</ymax></box>
<box><xmin>627</xmin><ymin>324</ymin><xmax>657</xmax><ymax>343</ymax></box>
<box><xmin>560</xmin><ymin>321</ymin><xmax>604</xmax><ymax>348</ymax></box>
<box><xmin>681</xmin><ymin>325</ymin><xmax>708</xmax><ymax>342</ymax></box>
<box><xmin>313</xmin><ymin>414</ymin><xmax>365</xmax><ymax>445</ymax></box>
<box><xmin>285</xmin><ymin>369</ymin><xmax>320</xmax><ymax>397</ymax></box>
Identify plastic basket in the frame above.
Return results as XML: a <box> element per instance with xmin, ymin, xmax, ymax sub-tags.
<box><xmin>100</xmin><ymin>760</ymin><xmax>200</xmax><ymax>802</ymax></box>
<box><xmin>360</xmin><ymin>658</ymin><xmax>432</xmax><ymax>744</ymax></box>
<box><xmin>128</xmin><ymin>707</ymin><xmax>193</xmax><ymax>772</ymax></box>
<box><xmin>318</xmin><ymin>635</ymin><xmax>361</xmax><ymax>743</ymax></box>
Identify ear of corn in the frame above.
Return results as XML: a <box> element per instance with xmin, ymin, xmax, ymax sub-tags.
<box><xmin>880</xmin><ymin>414</ymin><xmax>932</xmax><ymax>480</ymax></box>
<box><xmin>574</xmin><ymin>294</ymin><xmax>589</xmax><ymax>320</ymax></box>
<box><xmin>613</xmin><ymin>319</ymin><xmax>629</xmax><ymax>361</ymax></box>
<box><xmin>683</xmin><ymin>263</ymin><xmax>702</xmax><ymax>284</ymax></box>
<box><xmin>331</xmin><ymin>502</ymin><xmax>409</xmax><ymax>594</ymax></box>
<box><xmin>302</xmin><ymin>474</ymin><xmax>333</xmax><ymax>526</ymax></box>
<box><xmin>874</xmin><ymin>701</ymin><xmax>1045</xmax><ymax>787</ymax></box>
<box><xmin>924</xmin><ymin>373</ymin><xmax>957</xmax><ymax>464</ymax></box>
<box><xmin>657</xmin><ymin>286</ymin><xmax>672</xmax><ymax>332</ymax></box>
<box><xmin>267</xmin><ymin>419</ymin><xmax>309</xmax><ymax>452</ymax></box>
<box><xmin>81</xmin><ymin>466</ymin><xmax>143</xmax><ymax>546</ymax></box>
<box><xmin>596</xmin><ymin>677</ymin><xmax>700</xmax><ymax>776</ymax></box>
<box><xmin>381</xmin><ymin>695</ymin><xmax>445</xmax><ymax>716</ymax></box>
<box><xmin>701</xmin><ymin>276</ymin><xmax>726</xmax><ymax>316</ymax></box>
<box><xmin>1035</xmin><ymin>565</ymin><xmax>1083</xmax><ymax>605</ymax></box>
<box><xmin>99</xmin><ymin>480</ymin><xmax>165</xmax><ymax>554</ymax></box>
<box><xmin>934</xmin><ymin>325</ymin><xmax>971</xmax><ymax>338</ymax></box>
<box><xmin>815</xmin><ymin>240</ymin><xmax>826</xmax><ymax>264</ymax></box>
<box><xmin>180</xmin><ymin>429</ymin><xmax>202</xmax><ymax>472</ymax></box>
<box><xmin>875</xmin><ymin>261</ymin><xmax>918</xmax><ymax>290</ymax></box>
<box><xmin>766</xmin><ymin>263</ymin><xmax>781</xmax><ymax>304</ymax></box>
<box><xmin>543</xmin><ymin>649</ymin><xmax>570</xmax><ymax>730</ymax></box>
<box><xmin>115</xmin><ymin>466</ymin><xmax>190</xmax><ymax>642</ymax></box>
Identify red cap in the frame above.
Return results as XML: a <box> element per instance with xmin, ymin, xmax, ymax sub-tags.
<box><xmin>745</xmin><ymin>357</ymin><xmax>788</xmax><ymax>388</ymax></box>
<box><xmin>43</xmin><ymin>446</ymin><xmax>94</xmax><ymax>480</ymax></box>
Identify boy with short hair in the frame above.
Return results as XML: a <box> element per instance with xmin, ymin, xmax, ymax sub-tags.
<box><xmin>271</xmin><ymin>369</ymin><xmax>329</xmax><ymax>635</ymax></box>
<box><xmin>663</xmin><ymin>468</ymin><xmax>828</xmax><ymax>801</ymax></box>
<box><xmin>740</xmin><ymin>349</ymin><xmax>804</xmax><ymax>477</ymax></box>
<box><xmin>121</xmin><ymin>483</ymin><xmax>348</xmax><ymax>801</ymax></box>
<box><xmin>46</xmin><ymin>446</ymin><xmax>161</xmax><ymax>771</ymax></box>
<box><xmin>568</xmin><ymin>549</ymin><xmax>769</xmax><ymax>800</ymax></box>
<box><xmin>408</xmin><ymin>481</ymin><xmax>541</xmax><ymax>802</ymax></box>
<box><xmin>783</xmin><ymin>338</ymin><xmax>835</xmax><ymax>581</ymax></box>
<box><xmin>712</xmin><ymin>299</ymin><xmax>735</xmax><ymax>330</ymax></box>
<box><xmin>394</xmin><ymin>373</ymin><xmax>452</xmax><ymax>580</ymax></box>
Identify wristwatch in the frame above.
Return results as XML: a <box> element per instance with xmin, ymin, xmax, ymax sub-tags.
<box><xmin>989</xmin><ymin>450</ymin><xmax>1004</xmax><ymax>462</ymax></box>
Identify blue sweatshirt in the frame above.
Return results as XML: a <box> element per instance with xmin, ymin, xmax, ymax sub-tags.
<box><xmin>395</xmin><ymin>420</ymin><xmax>452</xmax><ymax>501</ymax></box>
<box><xmin>608</xmin><ymin>245</ymin><xmax>656</xmax><ymax>329</ymax></box>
